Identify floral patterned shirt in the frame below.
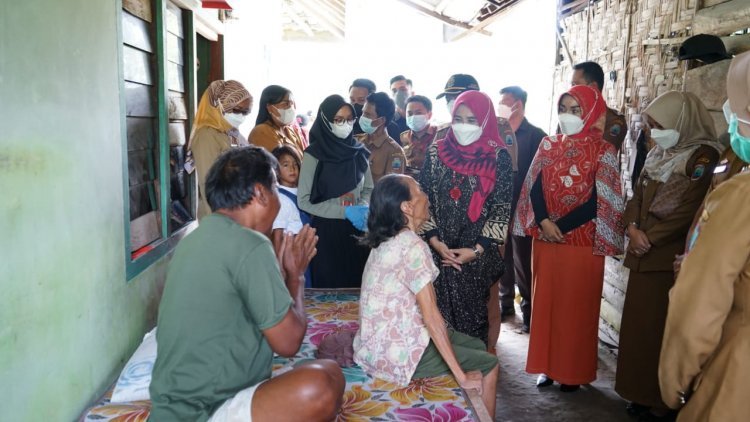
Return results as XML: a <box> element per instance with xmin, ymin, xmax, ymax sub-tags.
<box><xmin>353</xmin><ymin>230</ymin><xmax>439</xmax><ymax>387</ymax></box>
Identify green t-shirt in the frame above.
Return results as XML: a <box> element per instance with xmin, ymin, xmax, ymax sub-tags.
<box><xmin>149</xmin><ymin>214</ymin><xmax>292</xmax><ymax>422</ymax></box>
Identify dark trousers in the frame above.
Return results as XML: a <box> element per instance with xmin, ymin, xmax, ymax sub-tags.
<box><xmin>499</xmin><ymin>234</ymin><xmax>533</xmax><ymax>325</ymax></box>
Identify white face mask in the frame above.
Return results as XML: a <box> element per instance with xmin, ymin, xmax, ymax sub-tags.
<box><xmin>322</xmin><ymin>113</ymin><xmax>354</xmax><ymax>139</ymax></box>
<box><xmin>331</xmin><ymin>121</ymin><xmax>354</xmax><ymax>139</ymax></box>
<box><xmin>452</xmin><ymin>123</ymin><xmax>483</xmax><ymax>146</ymax></box>
<box><xmin>407</xmin><ymin>115</ymin><xmax>429</xmax><ymax>132</ymax></box>
<box><xmin>446</xmin><ymin>99</ymin><xmax>456</xmax><ymax>115</ymax></box>
<box><xmin>651</xmin><ymin>128</ymin><xmax>680</xmax><ymax>149</ymax></box>
<box><xmin>497</xmin><ymin>104</ymin><xmax>513</xmax><ymax>120</ymax></box>
<box><xmin>224</xmin><ymin>112</ymin><xmax>246</xmax><ymax>128</ymax></box>
<box><xmin>558</xmin><ymin>113</ymin><xmax>585</xmax><ymax>136</ymax></box>
<box><xmin>273</xmin><ymin>106</ymin><xmax>296</xmax><ymax>126</ymax></box>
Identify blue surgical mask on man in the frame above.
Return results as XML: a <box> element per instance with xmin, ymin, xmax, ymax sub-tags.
<box><xmin>359</xmin><ymin>116</ymin><xmax>380</xmax><ymax>135</ymax></box>
<box><xmin>407</xmin><ymin>115</ymin><xmax>429</xmax><ymax>132</ymax></box>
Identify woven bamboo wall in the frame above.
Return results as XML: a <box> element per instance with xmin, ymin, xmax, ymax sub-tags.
<box><xmin>553</xmin><ymin>0</ymin><xmax>698</xmax><ymax>140</ymax></box>
<box><xmin>553</xmin><ymin>0</ymin><xmax>700</xmax><ymax>347</ymax></box>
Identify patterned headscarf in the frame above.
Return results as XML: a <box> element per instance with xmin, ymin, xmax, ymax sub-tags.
<box><xmin>190</xmin><ymin>80</ymin><xmax>252</xmax><ymax>148</ymax></box>
<box><xmin>207</xmin><ymin>80</ymin><xmax>251</xmax><ymax>113</ymax></box>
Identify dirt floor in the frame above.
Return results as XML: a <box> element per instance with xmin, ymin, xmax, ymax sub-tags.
<box><xmin>493</xmin><ymin>305</ymin><xmax>632</xmax><ymax>422</ymax></box>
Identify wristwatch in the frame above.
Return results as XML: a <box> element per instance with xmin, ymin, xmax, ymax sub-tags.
<box><xmin>472</xmin><ymin>246</ymin><xmax>483</xmax><ymax>258</ymax></box>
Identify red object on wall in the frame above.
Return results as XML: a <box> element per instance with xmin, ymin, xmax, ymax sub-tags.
<box><xmin>202</xmin><ymin>1</ymin><xmax>232</xmax><ymax>9</ymax></box>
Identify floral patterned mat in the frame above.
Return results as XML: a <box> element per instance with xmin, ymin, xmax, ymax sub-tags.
<box><xmin>82</xmin><ymin>290</ymin><xmax>476</xmax><ymax>421</ymax></box>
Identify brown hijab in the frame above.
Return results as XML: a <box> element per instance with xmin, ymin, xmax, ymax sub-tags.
<box><xmin>643</xmin><ymin>91</ymin><xmax>722</xmax><ymax>183</ymax></box>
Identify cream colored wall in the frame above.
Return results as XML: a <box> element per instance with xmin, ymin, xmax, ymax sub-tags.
<box><xmin>0</xmin><ymin>1</ymin><xmax>172</xmax><ymax>420</ymax></box>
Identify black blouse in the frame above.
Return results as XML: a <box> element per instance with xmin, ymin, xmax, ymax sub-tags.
<box><xmin>531</xmin><ymin>176</ymin><xmax>597</xmax><ymax>234</ymax></box>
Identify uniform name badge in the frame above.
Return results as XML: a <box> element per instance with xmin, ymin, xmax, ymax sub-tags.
<box><xmin>391</xmin><ymin>156</ymin><xmax>402</xmax><ymax>171</ymax></box>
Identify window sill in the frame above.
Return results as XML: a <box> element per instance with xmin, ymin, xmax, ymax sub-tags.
<box><xmin>126</xmin><ymin>220</ymin><xmax>198</xmax><ymax>280</ymax></box>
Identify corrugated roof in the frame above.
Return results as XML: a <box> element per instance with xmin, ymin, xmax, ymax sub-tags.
<box><xmin>281</xmin><ymin>0</ymin><xmax>525</xmax><ymax>41</ymax></box>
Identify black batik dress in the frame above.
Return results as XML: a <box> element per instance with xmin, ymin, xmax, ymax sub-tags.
<box><xmin>418</xmin><ymin>142</ymin><xmax>513</xmax><ymax>344</ymax></box>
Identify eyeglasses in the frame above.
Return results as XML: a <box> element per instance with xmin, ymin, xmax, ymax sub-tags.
<box><xmin>333</xmin><ymin>118</ymin><xmax>356</xmax><ymax>125</ymax></box>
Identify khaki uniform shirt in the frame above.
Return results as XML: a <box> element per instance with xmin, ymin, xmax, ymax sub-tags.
<box><xmin>191</xmin><ymin>127</ymin><xmax>233</xmax><ymax>220</ymax></box>
<box><xmin>355</xmin><ymin>132</ymin><xmax>406</xmax><ymax>183</ymax></box>
<box><xmin>659</xmin><ymin>172</ymin><xmax>750</xmax><ymax>421</ymax></box>
<box><xmin>623</xmin><ymin>145</ymin><xmax>720</xmax><ymax>272</ymax></box>
<box><xmin>399</xmin><ymin>125</ymin><xmax>438</xmax><ymax>177</ymax></box>
<box><xmin>684</xmin><ymin>149</ymin><xmax>749</xmax><ymax>252</ymax></box>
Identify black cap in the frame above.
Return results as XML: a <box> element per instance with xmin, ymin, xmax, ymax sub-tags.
<box><xmin>678</xmin><ymin>34</ymin><xmax>731</xmax><ymax>64</ymax></box>
<box><xmin>436</xmin><ymin>74</ymin><xmax>480</xmax><ymax>99</ymax></box>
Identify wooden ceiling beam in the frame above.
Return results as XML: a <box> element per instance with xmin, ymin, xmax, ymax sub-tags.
<box><xmin>395</xmin><ymin>0</ymin><xmax>492</xmax><ymax>36</ymax></box>
<box><xmin>435</xmin><ymin>0</ymin><xmax>455</xmax><ymax>14</ymax></box>
<box><xmin>450</xmin><ymin>0</ymin><xmax>520</xmax><ymax>42</ymax></box>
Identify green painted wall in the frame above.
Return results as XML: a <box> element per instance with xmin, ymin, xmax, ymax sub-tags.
<box><xmin>0</xmin><ymin>1</ymin><xmax>170</xmax><ymax>420</ymax></box>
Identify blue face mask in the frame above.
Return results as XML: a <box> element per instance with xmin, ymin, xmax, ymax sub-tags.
<box><xmin>728</xmin><ymin>113</ymin><xmax>750</xmax><ymax>163</ymax></box>
<box><xmin>359</xmin><ymin>116</ymin><xmax>380</xmax><ymax>135</ymax></box>
<box><xmin>725</xmin><ymin>100</ymin><xmax>750</xmax><ymax>163</ymax></box>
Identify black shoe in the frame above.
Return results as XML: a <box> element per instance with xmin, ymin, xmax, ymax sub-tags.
<box><xmin>626</xmin><ymin>403</ymin><xmax>649</xmax><ymax>418</ymax></box>
<box><xmin>536</xmin><ymin>374</ymin><xmax>554</xmax><ymax>387</ymax></box>
<box><xmin>637</xmin><ymin>411</ymin><xmax>677</xmax><ymax>422</ymax></box>
<box><xmin>521</xmin><ymin>323</ymin><xmax>530</xmax><ymax>333</ymax></box>
<box><xmin>559</xmin><ymin>384</ymin><xmax>580</xmax><ymax>392</ymax></box>
<box><xmin>501</xmin><ymin>307</ymin><xmax>516</xmax><ymax>321</ymax></box>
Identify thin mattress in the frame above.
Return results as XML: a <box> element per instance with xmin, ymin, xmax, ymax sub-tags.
<box><xmin>82</xmin><ymin>289</ymin><xmax>484</xmax><ymax>421</ymax></box>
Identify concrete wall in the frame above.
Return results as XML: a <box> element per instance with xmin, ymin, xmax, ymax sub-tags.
<box><xmin>0</xmin><ymin>1</ymin><xmax>169</xmax><ymax>420</ymax></box>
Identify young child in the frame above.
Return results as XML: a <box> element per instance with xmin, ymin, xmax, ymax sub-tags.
<box><xmin>271</xmin><ymin>145</ymin><xmax>312</xmax><ymax>287</ymax></box>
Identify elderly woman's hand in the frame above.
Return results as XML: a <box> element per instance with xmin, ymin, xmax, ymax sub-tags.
<box><xmin>457</xmin><ymin>370</ymin><xmax>483</xmax><ymax>393</ymax></box>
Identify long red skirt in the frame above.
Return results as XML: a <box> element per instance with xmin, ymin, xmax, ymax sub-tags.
<box><xmin>526</xmin><ymin>239</ymin><xmax>605</xmax><ymax>385</ymax></box>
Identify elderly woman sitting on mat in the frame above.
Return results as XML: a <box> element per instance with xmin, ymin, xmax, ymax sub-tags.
<box><xmin>352</xmin><ymin>174</ymin><xmax>499</xmax><ymax>419</ymax></box>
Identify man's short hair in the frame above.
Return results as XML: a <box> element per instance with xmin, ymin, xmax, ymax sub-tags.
<box><xmin>406</xmin><ymin>95</ymin><xmax>432</xmax><ymax>112</ymax></box>
<box><xmin>390</xmin><ymin>75</ymin><xmax>407</xmax><ymax>86</ymax></box>
<box><xmin>405</xmin><ymin>78</ymin><xmax>413</xmax><ymax>87</ymax></box>
<box><xmin>349</xmin><ymin>78</ymin><xmax>377</xmax><ymax>94</ymax></box>
<box><xmin>205</xmin><ymin>146</ymin><xmax>277</xmax><ymax>212</ymax></box>
<box><xmin>573</xmin><ymin>61</ymin><xmax>605</xmax><ymax>90</ymax></box>
<box><xmin>499</xmin><ymin>86</ymin><xmax>528</xmax><ymax>106</ymax></box>
<box><xmin>366</xmin><ymin>92</ymin><xmax>396</xmax><ymax>123</ymax></box>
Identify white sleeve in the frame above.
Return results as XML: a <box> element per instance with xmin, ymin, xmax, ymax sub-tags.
<box><xmin>273</xmin><ymin>194</ymin><xmax>300</xmax><ymax>232</ymax></box>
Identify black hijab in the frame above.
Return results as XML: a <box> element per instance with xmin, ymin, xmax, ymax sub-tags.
<box><xmin>306</xmin><ymin>95</ymin><xmax>371</xmax><ymax>204</ymax></box>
